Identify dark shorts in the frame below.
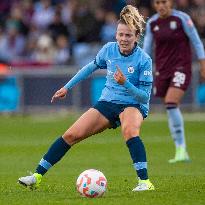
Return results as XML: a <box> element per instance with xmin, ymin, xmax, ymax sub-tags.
<box><xmin>154</xmin><ymin>69</ymin><xmax>192</xmax><ymax>97</ymax></box>
<box><xmin>93</xmin><ymin>101</ymin><xmax>147</xmax><ymax>129</ymax></box>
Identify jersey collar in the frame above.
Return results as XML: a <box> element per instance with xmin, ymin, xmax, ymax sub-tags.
<box><xmin>118</xmin><ymin>43</ymin><xmax>138</xmax><ymax>57</ymax></box>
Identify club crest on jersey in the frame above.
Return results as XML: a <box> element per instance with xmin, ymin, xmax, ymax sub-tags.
<box><xmin>128</xmin><ymin>66</ymin><xmax>134</xmax><ymax>73</ymax></box>
<box><xmin>170</xmin><ymin>21</ymin><xmax>177</xmax><ymax>30</ymax></box>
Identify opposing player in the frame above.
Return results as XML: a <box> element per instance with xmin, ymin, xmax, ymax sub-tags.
<box><xmin>143</xmin><ymin>0</ymin><xmax>205</xmax><ymax>163</ymax></box>
<box><xmin>18</xmin><ymin>5</ymin><xmax>154</xmax><ymax>191</ymax></box>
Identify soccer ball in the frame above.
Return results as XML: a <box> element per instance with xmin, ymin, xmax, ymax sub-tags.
<box><xmin>76</xmin><ymin>169</ymin><xmax>107</xmax><ymax>198</ymax></box>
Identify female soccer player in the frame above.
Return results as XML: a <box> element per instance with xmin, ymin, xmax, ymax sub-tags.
<box><xmin>18</xmin><ymin>5</ymin><xmax>154</xmax><ymax>191</ymax></box>
<box><xmin>143</xmin><ymin>0</ymin><xmax>205</xmax><ymax>163</ymax></box>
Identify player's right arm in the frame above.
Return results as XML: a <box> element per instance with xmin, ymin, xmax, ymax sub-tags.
<box><xmin>143</xmin><ymin>19</ymin><xmax>153</xmax><ymax>56</ymax></box>
<box><xmin>51</xmin><ymin>44</ymin><xmax>108</xmax><ymax>103</ymax></box>
<box><xmin>51</xmin><ymin>61</ymin><xmax>98</xmax><ymax>103</ymax></box>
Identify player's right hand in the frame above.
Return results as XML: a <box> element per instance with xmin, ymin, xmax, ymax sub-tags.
<box><xmin>51</xmin><ymin>87</ymin><xmax>68</xmax><ymax>103</ymax></box>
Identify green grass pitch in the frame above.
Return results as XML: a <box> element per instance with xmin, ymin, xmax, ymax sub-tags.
<box><xmin>0</xmin><ymin>113</ymin><xmax>205</xmax><ymax>205</ymax></box>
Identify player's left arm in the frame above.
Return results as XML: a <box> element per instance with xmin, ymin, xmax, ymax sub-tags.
<box><xmin>180</xmin><ymin>13</ymin><xmax>205</xmax><ymax>78</ymax></box>
<box><xmin>114</xmin><ymin>58</ymin><xmax>153</xmax><ymax>104</ymax></box>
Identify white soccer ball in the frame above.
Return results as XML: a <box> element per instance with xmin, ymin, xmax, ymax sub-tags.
<box><xmin>76</xmin><ymin>169</ymin><xmax>107</xmax><ymax>198</ymax></box>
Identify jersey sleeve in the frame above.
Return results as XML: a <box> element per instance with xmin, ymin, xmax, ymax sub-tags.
<box><xmin>180</xmin><ymin>12</ymin><xmax>205</xmax><ymax>59</ymax></box>
<box><xmin>143</xmin><ymin>20</ymin><xmax>153</xmax><ymax>56</ymax></box>
<box><xmin>94</xmin><ymin>43</ymin><xmax>108</xmax><ymax>69</ymax></box>
<box><xmin>139</xmin><ymin>57</ymin><xmax>153</xmax><ymax>83</ymax></box>
<box><xmin>64</xmin><ymin>61</ymin><xmax>98</xmax><ymax>90</ymax></box>
<box><xmin>138</xmin><ymin>57</ymin><xmax>153</xmax><ymax>103</ymax></box>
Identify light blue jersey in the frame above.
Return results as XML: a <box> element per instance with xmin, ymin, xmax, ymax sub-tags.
<box><xmin>64</xmin><ymin>42</ymin><xmax>153</xmax><ymax>115</ymax></box>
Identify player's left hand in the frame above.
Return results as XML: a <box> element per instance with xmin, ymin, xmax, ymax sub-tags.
<box><xmin>114</xmin><ymin>65</ymin><xmax>126</xmax><ymax>85</ymax></box>
<box><xmin>201</xmin><ymin>68</ymin><xmax>205</xmax><ymax>80</ymax></box>
<box><xmin>199</xmin><ymin>59</ymin><xmax>205</xmax><ymax>80</ymax></box>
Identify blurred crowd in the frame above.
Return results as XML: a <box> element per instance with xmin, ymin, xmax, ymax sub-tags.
<box><xmin>0</xmin><ymin>0</ymin><xmax>204</xmax><ymax>67</ymax></box>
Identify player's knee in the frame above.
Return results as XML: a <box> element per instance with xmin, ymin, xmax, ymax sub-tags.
<box><xmin>122</xmin><ymin>125</ymin><xmax>140</xmax><ymax>140</ymax></box>
<box><xmin>62</xmin><ymin>130</ymin><xmax>83</xmax><ymax>145</ymax></box>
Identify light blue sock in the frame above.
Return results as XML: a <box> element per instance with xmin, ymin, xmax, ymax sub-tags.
<box><xmin>166</xmin><ymin>106</ymin><xmax>186</xmax><ymax>148</ymax></box>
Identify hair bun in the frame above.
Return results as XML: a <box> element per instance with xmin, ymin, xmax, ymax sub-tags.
<box><xmin>120</xmin><ymin>5</ymin><xmax>145</xmax><ymax>34</ymax></box>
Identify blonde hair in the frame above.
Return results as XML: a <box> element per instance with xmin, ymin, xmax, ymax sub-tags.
<box><xmin>119</xmin><ymin>5</ymin><xmax>145</xmax><ymax>35</ymax></box>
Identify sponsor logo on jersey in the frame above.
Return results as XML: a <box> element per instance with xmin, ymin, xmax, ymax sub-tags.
<box><xmin>153</xmin><ymin>25</ymin><xmax>159</xmax><ymax>31</ymax></box>
<box><xmin>144</xmin><ymin>70</ymin><xmax>152</xmax><ymax>76</ymax></box>
<box><xmin>128</xmin><ymin>66</ymin><xmax>134</xmax><ymax>73</ymax></box>
<box><xmin>170</xmin><ymin>21</ymin><xmax>177</xmax><ymax>30</ymax></box>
